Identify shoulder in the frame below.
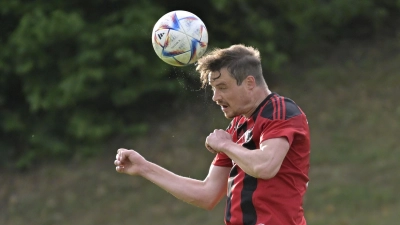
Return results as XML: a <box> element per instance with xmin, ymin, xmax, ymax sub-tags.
<box><xmin>260</xmin><ymin>94</ymin><xmax>303</xmax><ymax>120</ymax></box>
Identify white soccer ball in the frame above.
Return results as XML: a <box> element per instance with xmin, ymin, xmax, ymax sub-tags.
<box><xmin>151</xmin><ymin>10</ymin><xmax>208</xmax><ymax>67</ymax></box>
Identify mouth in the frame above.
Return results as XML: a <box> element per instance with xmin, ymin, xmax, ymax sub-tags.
<box><xmin>218</xmin><ymin>102</ymin><xmax>229</xmax><ymax>111</ymax></box>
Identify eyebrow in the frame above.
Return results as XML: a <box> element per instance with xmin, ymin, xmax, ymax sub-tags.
<box><xmin>210</xmin><ymin>71</ymin><xmax>222</xmax><ymax>81</ymax></box>
<box><xmin>215</xmin><ymin>83</ymin><xmax>227</xmax><ymax>87</ymax></box>
<box><xmin>210</xmin><ymin>82</ymin><xmax>228</xmax><ymax>90</ymax></box>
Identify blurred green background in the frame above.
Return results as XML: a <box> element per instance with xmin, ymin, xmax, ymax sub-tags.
<box><xmin>1</xmin><ymin>0</ymin><xmax>400</xmax><ymax>224</ymax></box>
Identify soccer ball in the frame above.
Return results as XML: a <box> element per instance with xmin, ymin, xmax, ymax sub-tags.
<box><xmin>151</xmin><ymin>10</ymin><xmax>208</xmax><ymax>67</ymax></box>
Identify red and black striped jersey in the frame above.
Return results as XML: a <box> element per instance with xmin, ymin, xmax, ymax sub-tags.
<box><xmin>212</xmin><ymin>92</ymin><xmax>310</xmax><ymax>225</ymax></box>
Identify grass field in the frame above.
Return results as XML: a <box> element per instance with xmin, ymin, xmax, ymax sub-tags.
<box><xmin>1</xmin><ymin>38</ymin><xmax>400</xmax><ymax>225</ymax></box>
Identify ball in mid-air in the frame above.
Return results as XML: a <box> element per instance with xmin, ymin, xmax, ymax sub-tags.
<box><xmin>151</xmin><ymin>10</ymin><xmax>208</xmax><ymax>67</ymax></box>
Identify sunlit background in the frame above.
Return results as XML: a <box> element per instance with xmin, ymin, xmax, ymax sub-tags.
<box><xmin>1</xmin><ymin>1</ymin><xmax>400</xmax><ymax>224</ymax></box>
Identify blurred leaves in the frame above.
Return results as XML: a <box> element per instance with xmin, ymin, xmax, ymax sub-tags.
<box><xmin>0</xmin><ymin>0</ymin><xmax>399</xmax><ymax>169</ymax></box>
<box><xmin>0</xmin><ymin>1</ymin><xmax>170</xmax><ymax>169</ymax></box>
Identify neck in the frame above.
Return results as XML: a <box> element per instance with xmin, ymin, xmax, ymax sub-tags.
<box><xmin>243</xmin><ymin>88</ymin><xmax>271</xmax><ymax>118</ymax></box>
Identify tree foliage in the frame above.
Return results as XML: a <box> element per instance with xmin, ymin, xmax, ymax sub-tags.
<box><xmin>1</xmin><ymin>0</ymin><xmax>399</xmax><ymax>169</ymax></box>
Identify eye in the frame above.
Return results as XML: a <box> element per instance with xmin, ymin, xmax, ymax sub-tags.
<box><xmin>216</xmin><ymin>84</ymin><xmax>227</xmax><ymax>89</ymax></box>
<box><xmin>218</xmin><ymin>86</ymin><xmax>227</xmax><ymax>90</ymax></box>
<box><xmin>211</xmin><ymin>84</ymin><xmax>228</xmax><ymax>92</ymax></box>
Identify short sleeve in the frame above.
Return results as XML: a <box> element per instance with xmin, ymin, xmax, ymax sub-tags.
<box><xmin>212</xmin><ymin>152</ymin><xmax>233</xmax><ymax>167</ymax></box>
<box><xmin>260</xmin><ymin>114</ymin><xmax>307</xmax><ymax>145</ymax></box>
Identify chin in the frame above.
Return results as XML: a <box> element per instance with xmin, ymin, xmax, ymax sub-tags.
<box><xmin>224</xmin><ymin>115</ymin><xmax>234</xmax><ymax>119</ymax></box>
<box><xmin>223</xmin><ymin>112</ymin><xmax>236</xmax><ymax>119</ymax></box>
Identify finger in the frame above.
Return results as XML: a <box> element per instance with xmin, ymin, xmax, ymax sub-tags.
<box><xmin>207</xmin><ymin>148</ymin><xmax>217</xmax><ymax>154</ymax></box>
<box><xmin>117</xmin><ymin>148</ymin><xmax>127</xmax><ymax>154</ymax></box>
<box><xmin>205</xmin><ymin>143</ymin><xmax>216</xmax><ymax>154</ymax></box>
<box><xmin>205</xmin><ymin>139</ymin><xmax>211</xmax><ymax>149</ymax></box>
<box><xmin>116</xmin><ymin>165</ymin><xmax>125</xmax><ymax>172</ymax></box>
<box><xmin>114</xmin><ymin>159</ymin><xmax>121</xmax><ymax>166</ymax></box>
<box><xmin>117</xmin><ymin>149</ymin><xmax>129</xmax><ymax>161</ymax></box>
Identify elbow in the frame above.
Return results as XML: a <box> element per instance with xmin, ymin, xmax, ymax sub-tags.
<box><xmin>185</xmin><ymin>193</ymin><xmax>219</xmax><ymax>210</ymax></box>
<box><xmin>204</xmin><ymin>203</ymin><xmax>216</xmax><ymax>211</ymax></box>
<box><xmin>206</xmin><ymin>198</ymin><xmax>223</xmax><ymax>210</ymax></box>
<box><xmin>192</xmin><ymin>201</ymin><xmax>216</xmax><ymax>211</ymax></box>
<box><xmin>199</xmin><ymin>198</ymin><xmax>220</xmax><ymax>211</ymax></box>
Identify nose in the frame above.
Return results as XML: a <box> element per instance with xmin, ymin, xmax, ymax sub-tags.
<box><xmin>212</xmin><ymin>89</ymin><xmax>221</xmax><ymax>102</ymax></box>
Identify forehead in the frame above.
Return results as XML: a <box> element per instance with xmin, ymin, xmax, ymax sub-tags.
<box><xmin>208</xmin><ymin>68</ymin><xmax>235</xmax><ymax>86</ymax></box>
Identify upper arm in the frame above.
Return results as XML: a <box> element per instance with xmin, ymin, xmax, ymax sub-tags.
<box><xmin>202</xmin><ymin>165</ymin><xmax>231</xmax><ymax>208</ymax></box>
<box><xmin>257</xmin><ymin>137</ymin><xmax>290</xmax><ymax>179</ymax></box>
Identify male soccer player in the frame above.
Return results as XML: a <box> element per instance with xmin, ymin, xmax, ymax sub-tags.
<box><xmin>114</xmin><ymin>44</ymin><xmax>310</xmax><ymax>225</ymax></box>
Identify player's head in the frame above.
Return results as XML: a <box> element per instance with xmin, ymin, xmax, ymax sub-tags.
<box><xmin>196</xmin><ymin>44</ymin><xmax>266</xmax><ymax>89</ymax></box>
<box><xmin>196</xmin><ymin>45</ymin><xmax>268</xmax><ymax>119</ymax></box>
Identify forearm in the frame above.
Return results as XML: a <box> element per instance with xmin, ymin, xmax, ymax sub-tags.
<box><xmin>222</xmin><ymin>142</ymin><xmax>262</xmax><ymax>178</ymax></box>
<box><xmin>139</xmin><ymin>161</ymin><xmax>220</xmax><ymax>209</ymax></box>
<box><xmin>220</xmin><ymin>142</ymin><xmax>277</xmax><ymax>179</ymax></box>
<box><xmin>206</xmin><ymin>130</ymin><xmax>279</xmax><ymax>179</ymax></box>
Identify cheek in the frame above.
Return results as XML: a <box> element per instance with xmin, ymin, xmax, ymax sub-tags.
<box><xmin>237</xmin><ymin>92</ymin><xmax>252</xmax><ymax>106</ymax></box>
<box><xmin>224</xmin><ymin>86</ymin><xmax>247</xmax><ymax>104</ymax></box>
<box><xmin>228</xmin><ymin>93</ymin><xmax>246</xmax><ymax>105</ymax></box>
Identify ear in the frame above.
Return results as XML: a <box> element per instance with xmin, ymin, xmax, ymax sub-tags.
<box><xmin>245</xmin><ymin>75</ymin><xmax>257</xmax><ymax>90</ymax></box>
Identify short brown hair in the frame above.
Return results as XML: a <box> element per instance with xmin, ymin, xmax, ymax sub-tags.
<box><xmin>196</xmin><ymin>44</ymin><xmax>264</xmax><ymax>88</ymax></box>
